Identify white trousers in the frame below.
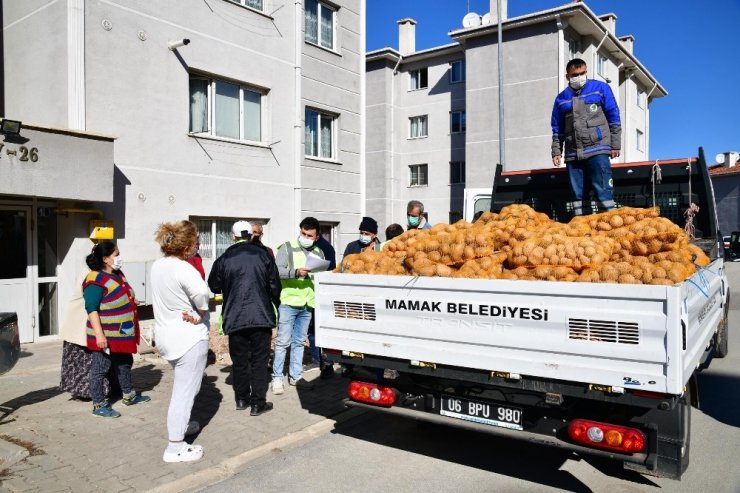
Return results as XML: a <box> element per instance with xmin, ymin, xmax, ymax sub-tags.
<box><xmin>167</xmin><ymin>340</ymin><xmax>208</xmax><ymax>442</ymax></box>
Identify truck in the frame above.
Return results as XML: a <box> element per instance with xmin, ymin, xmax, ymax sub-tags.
<box><xmin>314</xmin><ymin>149</ymin><xmax>730</xmax><ymax>480</ymax></box>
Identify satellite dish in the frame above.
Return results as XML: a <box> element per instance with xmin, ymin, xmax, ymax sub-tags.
<box><xmin>462</xmin><ymin>12</ymin><xmax>482</xmax><ymax>28</ymax></box>
<box><xmin>715</xmin><ymin>153</ymin><xmax>725</xmax><ymax>165</ymax></box>
<box><xmin>481</xmin><ymin>12</ymin><xmax>491</xmax><ymax>25</ymax></box>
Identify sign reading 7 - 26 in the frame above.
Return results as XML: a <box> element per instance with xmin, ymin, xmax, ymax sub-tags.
<box><xmin>0</xmin><ymin>143</ymin><xmax>39</xmax><ymax>162</ymax></box>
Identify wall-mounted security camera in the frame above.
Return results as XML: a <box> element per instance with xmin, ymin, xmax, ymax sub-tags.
<box><xmin>167</xmin><ymin>38</ymin><xmax>190</xmax><ymax>51</ymax></box>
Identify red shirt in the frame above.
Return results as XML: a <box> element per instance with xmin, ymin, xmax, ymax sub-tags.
<box><xmin>186</xmin><ymin>254</ymin><xmax>206</xmax><ymax>280</ymax></box>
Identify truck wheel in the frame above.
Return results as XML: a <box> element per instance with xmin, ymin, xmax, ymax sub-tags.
<box><xmin>714</xmin><ymin>290</ymin><xmax>730</xmax><ymax>359</ymax></box>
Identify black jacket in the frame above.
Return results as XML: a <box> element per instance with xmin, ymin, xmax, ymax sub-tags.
<box><xmin>208</xmin><ymin>242</ymin><xmax>281</xmax><ymax>334</ymax></box>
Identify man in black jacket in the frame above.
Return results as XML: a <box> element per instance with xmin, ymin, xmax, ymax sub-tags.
<box><xmin>343</xmin><ymin>216</ymin><xmax>380</xmax><ymax>256</ymax></box>
<box><xmin>208</xmin><ymin>220</ymin><xmax>281</xmax><ymax>416</ymax></box>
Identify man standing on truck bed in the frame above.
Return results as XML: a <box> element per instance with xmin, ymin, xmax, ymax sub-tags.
<box><xmin>551</xmin><ymin>58</ymin><xmax>621</xmax><ymax>216</ymax></box>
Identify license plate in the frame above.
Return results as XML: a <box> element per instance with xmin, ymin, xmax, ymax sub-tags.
<box><xmin>440</xmin><ymin>395</ymin><xmax>523</xmax><ymax>431</ymax></box>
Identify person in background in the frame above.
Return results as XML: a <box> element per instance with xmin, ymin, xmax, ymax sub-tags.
<box><xmin>472</xmin><ymin>210</ymin><xmax>484</xmax><ymax>223</ymax></box>
<box><xmin>209</xmin><ymin>220</ymin><xmax>281</xmax><ymax>416</ymax></box>
<box><xmin>272</xmin><ymin>217</ymin><xmax>325</xmax><ymax>394</ymax></box>
<box><xmin>185</xmin><ymin>241</ymin><xmax>206</xmax><ymax>280</ymax></box>
<box><xmin>151</xmin><ymin>221</ymin><xmax>211</xmax><ymax>463</ymax></box>
<box><xmin>407</xmin><ymin>200</ymin><xmax>431</xmax><ymax>230</ymax></box>
<box><xmin>251</xmin><ymin>223</ymin><xmax>274</xmax><ymax>260</ymax></box>
<box><xmin>380</xmin><ymin>223</ymin><xmax>404</xmax><ymax>251</ymax></box>
<box><xmin>84</xmin><ymin>241</ymin><xmax>150</xmax><ymax>418</ymax></box>
<box><xmin>343</xmin><ymin>217</ymin><xmax>380</xmax><ymax>256</ymax></box>
<box><xmin>551</xmin><ymin>58</ymin><xmax>621</xmax><ymax>216</ymax></box>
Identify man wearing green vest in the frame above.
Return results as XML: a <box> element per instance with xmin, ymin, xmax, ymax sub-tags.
<box><xmin>271</xmin><ymin>217</ymin><xmax>325</xmax><ymax>394</ymax></box>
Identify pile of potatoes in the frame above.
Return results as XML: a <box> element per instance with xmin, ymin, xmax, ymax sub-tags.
<box><xmin>335</xmin><ymin>204</ymin><xmax>711</xmax><ymax>286</ymax></box>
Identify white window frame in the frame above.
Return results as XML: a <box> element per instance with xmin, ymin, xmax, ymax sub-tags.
<box><xmin>449</xmin><ymin>59</ymin><xmax>465</xmax><ymax>83</ymax></box>
<box><xmin>597</xmin><ymin>53</ymin><xmax>607</xmax><ymax>78</ymax></box>
<box><xmin>409</xmin><ymin>68</ymin><xmax>428</xmax><ymax>91</ymax></box>
<box><xmin>408</xmin><ymin>115</ymin><xmax>428</xmax><ymax>139</ymax></box>
<box><xmin>636</xmin><ymin>129</ymin><xmax>644</xmax><ymax>152</ymax></box>
<box><xmin>450</xmin><ymin>161</ymin><xmax>465</xmax><ymax>184</ymax></box>
<box><xmin>189</xmin><ymin>75</ymin><xmax>265</xmax><ymax>143</ymax></box>
<box><xmin>305</xmin><ymin>0</ymin><xmax>336</xmax><ymax>51</ymax></box>
<box><xmin>450</xmin><ymin>111</ymin><xmax>466</xmax><ymax>134</ymax></box>
<box><xmin>305</xmin><ymin>108</ymin><xmax>337</xmax><ymax>160</ymax></box>
<box><xmin>409</xmin><ymin>164</ymin><xmax>428</xmax><ymax>187</ymax></box>
<box><xmin>636</xmin><ymin>86</ymin><xmax>646</xmax><ymax>109</ymax></box>
<box><xmin>190</xmin><ymin>217</ymin><xmax>267</xmax><ymax>261</ymax></box>
<box><xmin>567</xmin><ymin>37</ymin><xmax>581</xmax><ymax>59</ymax></box>
<box><xmin>227</xmin><ymin>0</ymin><xmax>265</xmax><ymax>12</ymax></box>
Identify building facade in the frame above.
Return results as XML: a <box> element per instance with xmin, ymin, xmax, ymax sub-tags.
<box><xmin>366</xmin><ymin>1</ymin><xmax>666</xmax><ymax>232</ymax></box>
<box><xmin>1</xmin><ymin>0</ymin><xmax>365</xmax><ymax>343</ymax></box>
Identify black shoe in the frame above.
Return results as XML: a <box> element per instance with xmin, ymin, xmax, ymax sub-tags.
<box><xmin>320</xmin><ymin>365</ymin><xmax>335</xmax><ymax>380</ymax></box>
<box><xmin>250</xmin><ymin>402</ymin><xmax>274</xmax><ymax>416</ymax></box>
<box><xmin>236</xmin><ymin>399</ymin><xmax>250</xmax><ymax>410</ymax></box>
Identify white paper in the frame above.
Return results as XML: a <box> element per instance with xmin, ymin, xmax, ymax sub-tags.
<box><xmin>305</xmin><ymin>252</ymin><xmax>331</xmax><ymax>272</ymax></box>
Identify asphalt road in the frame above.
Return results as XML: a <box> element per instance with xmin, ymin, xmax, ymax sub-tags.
<box><xmin>203</xmin><ymin>263</ymin><xmax>740</xmax><ymax>493</ymax></box>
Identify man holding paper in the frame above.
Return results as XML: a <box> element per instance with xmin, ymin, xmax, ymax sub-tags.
<box><xmin>272</xmin><ymin>217</ymin><xmax>326</xmax><ymax>394</ymax></box>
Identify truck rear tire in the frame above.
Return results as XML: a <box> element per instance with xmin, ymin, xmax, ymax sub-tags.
<box><xmin>714</xmin><ymin>290</ymin><xmax>730</xmax><ymax>359</ymax></box>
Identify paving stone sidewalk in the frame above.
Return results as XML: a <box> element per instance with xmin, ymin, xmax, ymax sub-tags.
<box><xmin>0</xmin><ymin>341</ymin><xmax>350</xmax><ymax>492</ymax></box>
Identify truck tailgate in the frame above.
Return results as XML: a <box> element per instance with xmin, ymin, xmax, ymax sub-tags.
<box><xmin>314</xmin><ymin>263</ymin><xmax>724</xmax><ymax>395</ymax></box>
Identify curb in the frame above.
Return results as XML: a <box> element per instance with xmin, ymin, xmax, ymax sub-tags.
<box><xmin>0</xmin><ymin>438</ymin><xmax>30</xmax><ymax>469</ymax></box>
<box><xmin>147</xmin><ymin>407</ymin><xmax>366</xmax><ymax>493</ymax></box>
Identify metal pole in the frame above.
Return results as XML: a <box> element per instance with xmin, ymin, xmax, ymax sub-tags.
<box><xmin>497</xmin><ymin>0</ymin><xmax>505</xmax><ymax>168</ymax></box>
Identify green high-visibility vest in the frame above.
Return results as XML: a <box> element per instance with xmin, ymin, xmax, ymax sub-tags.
<box><xmin>279</xmin><ymin>240</ymin><xmax>324</xmax><ymax>308</ymax></box>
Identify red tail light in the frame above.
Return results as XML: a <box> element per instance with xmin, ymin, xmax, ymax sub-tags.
<box><xmin>568</xmin><ymin>419</ymin><xmax>646</xmax><ymax>454</ymax></box>
<box><xmin>348</xmin><ymin>381</ymin><xmax>396</xmax><ymax>407</ymax></box>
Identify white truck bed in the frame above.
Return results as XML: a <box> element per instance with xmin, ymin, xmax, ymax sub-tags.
<box><xmin>314</xmin><ymin>259</ymin><xmax>726</xmax><ymax>396</ymax></box>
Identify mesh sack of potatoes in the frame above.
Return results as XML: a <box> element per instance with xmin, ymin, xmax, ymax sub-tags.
<box><xmin>501</xmin><ymin>265</ymin><xmax>579</xmax><ymax>282</ymax></box>
<box><xmin>406</xmin><ymin>227</ymin><xmax>496</xmax><ymax>266</ymax></box>
<box><xmin>452</xmin><ymin>252</ymin><xmax>508</xmax><ymax>279</ymax></box>
<box><xmin>406</xmin><ymin>257</ymin><xmax>456</xmax><ymax>277</ymax></box>
<box><xmin>474</xmin><ymin>211</ymin><xmax>499</xmax><ymax>226</ymax></box>
<box><xmin>340</xmin><ymin>250</ymin><xmax>407</xmax><ymax>275</ymax></box>
<box><xmin>570</xmin><ymin>206</ymin><xmax>660</xmax><ymax>232</ymax></box>
<box><xmin>497</xmin><ymin>203</ymin><xmax>552</xmax><ymax>224</ymax></box>
<box><xmin>577</xmin><ymin>259</ymin><xmax>694</xmax><ymax>285</ymax></box>
<box><xmin>508</xmin><ymin>233</ymin><xmax>617</xmax><ymax>270</ymax></box>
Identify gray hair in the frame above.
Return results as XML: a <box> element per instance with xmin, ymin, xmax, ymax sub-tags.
<box><xmin>407</xmin><ymin>200</ymin><xmax>425</xmax><ymax>214</ymax></box>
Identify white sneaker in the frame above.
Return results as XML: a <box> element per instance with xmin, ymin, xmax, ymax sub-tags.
<box><xmin>163</xmin><ymin>443</ymin><xmax>203</xmax><ymax>463</ymax></box>
<box><xmin>272</xmin><ymin>378</ymin><xmax>285</xmax><ymax>395</ymax></box>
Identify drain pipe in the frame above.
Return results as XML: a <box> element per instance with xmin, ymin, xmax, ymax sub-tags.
<box><xmin>593</xmin><ymin>32</ymin><xmax>608</xmax><ymax>80</ymax></box>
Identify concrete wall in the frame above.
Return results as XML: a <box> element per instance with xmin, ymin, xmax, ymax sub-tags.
<box><xmin>713</xmin><ymin>175</ymin><xmax>740</xmax><ymax>234</ymax></box>
<box><xmin>301</xmin><ymin>0</ymin><xmax>364</xmax><ymax>256</ymax></box>
<box><xmin>365</xmin><ymin>59</ymin><xmax>393</xmax><ymax>231</ymax></box>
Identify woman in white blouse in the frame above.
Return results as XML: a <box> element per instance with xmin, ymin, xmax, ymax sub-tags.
<box><xmin>151</xmin><ymin>220</ymin><xmax>211</xmax><ymax>463</ymax></box>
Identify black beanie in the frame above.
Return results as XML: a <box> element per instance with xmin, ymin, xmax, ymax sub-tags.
<box><xmin>359</xmin><ymin>216</ymin><xmax>378</xmax><ymax>234</ymax></box>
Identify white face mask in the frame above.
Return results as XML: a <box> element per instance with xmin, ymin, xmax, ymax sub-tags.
<box><xmin>298</xmin><ymin>236</ymin><xmax>315</xmax><ymax>249</ymax></box>
<box><xmin>569</xmin><ymin>74</ymin><xmax>587</xmax><ymax>90</ymax></box>
<box><xmin>112</xmin><ymin>255</ymin><xmax>123</xmax><ymax>270</ymax></box>
<box><xmin>359</xmin><ymin>234</ymin><xmax>373</xmax><ymax>245</ymax></box>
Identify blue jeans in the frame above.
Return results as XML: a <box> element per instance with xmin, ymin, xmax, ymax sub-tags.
<box><xmin>566</xmin><ymin>153</ymin><xmax>615</xmax><ymax>215</ymax></box>
<box><xmin>272</xmin><ymin>305</ymin><xmax>312</xmax><ymax>381</ymax></box>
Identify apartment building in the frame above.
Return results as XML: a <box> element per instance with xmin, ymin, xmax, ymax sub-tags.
<box><xmin>0</xmin><ymin>0</ymin><xmax>365</xmax><ymax>343</ymax></box>
<box><xmin>366</xmin><ymin>1</ymin><xmax>666</xmax><ymax>230</ymax></box>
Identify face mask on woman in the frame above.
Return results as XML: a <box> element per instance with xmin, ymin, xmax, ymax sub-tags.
<box><xmin>569</xmin><ymin>74</ymin><xmax>587</xmax><ymax>91</ymax></box>
<box><xmin>112</xmin><ymin>255</ymin><xmax>124</xmax><ymax>270</ymax></box>
<box><xmin>359</xmin><ymin>234</ymin><xmax>373</xmax><ymax>245</ymax></box>
<box><xmin>298</xmin><ymin>236</ymin><xmax>315</xmax><ymax>249</ymax></box>
<box><xmin>407</xmin><ymin>216</ymin><xmax>420</xmax><ymax>228</ymax></box>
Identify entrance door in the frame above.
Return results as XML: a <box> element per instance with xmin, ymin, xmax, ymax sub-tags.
<box><xmin>0</xmin><ymin>207</ymin><xmax>33</xmax><ymax>343</ymax></box>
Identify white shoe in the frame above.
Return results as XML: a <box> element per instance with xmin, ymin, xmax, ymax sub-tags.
<box><xmin>185</xmin><ymin>421</ymin><xmax>200</xmax><ymax>436</ymax></box>
<box><xmin>163</xmin><ymin>444</ymin><xmax>203</xmax><ymax>463</ymax></box>
<box><xmin>272</xmin><ymin>378</ymin><xmax>285</xmax><ymax>395</ymax></box>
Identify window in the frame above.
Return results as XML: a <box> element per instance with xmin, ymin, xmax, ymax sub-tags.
<box><xmin>409</xmin><ymin>68</ymin><xmax>428</xmax><ymax>90</ymax></box>
<box><xmin>567</xmin><ymin>37</ymin><xmax>580</xmax><ymax>59</ymax></box>
<box><xmin>305</xmin><ymin>0</ymin><xmax>335</xmax><ymax>50</ymax></box>
<box><xmin>636</xmin><ymin>129</ymin><xmax>644</xmax><ymax>152</ymax></box>
<box><xmin>450</xmin><ymin>60</ymin><xmax>465</xmax><ymax>83</ymax></box>
<box><xmin>189</xmin><ymin>75</ymin><xmax>263</xmax><ymax>142</ymax></box>
<box><xmin>305</xmin><ymin>108</ymin><xmax>335</xmax><ymax>159</ymax></box>
<box><xmin>409</xmin><ymin>115</ymin><xmax>428</xmax><ymax>138</ymax></box>
<box><xmin>192</xmin><ymin>218</ymin><xmax>265</xmax><ymax>260</ymax></box>
<box><xmin>636</xmin><ymin>87</ymin><xmax>646</xmax><ymax>109</ymax></box>
<box><xmin>409</xmin><ymin>164</ymin><xmax>428</xmax><ymax>187</ymax></box>
<box><xmin>450</xmin><ymin>111</ymin><xmax>466</xmax><ymax>134</ymax></box>
<box><xmin>450</xmin><ymin>161</ymin><xmax>465</xmax><ymax>184</ymax></box>
<box><xmin>227</xmin><ymin>0</ymin><xmax>263</xmax><ymax>11</ymax></box>
<box><xmin>597</xmin><ymin>54</ymin><xmax>607</xmax><ymax>78</ymax></box>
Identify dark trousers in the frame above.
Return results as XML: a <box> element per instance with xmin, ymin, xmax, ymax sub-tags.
<box><xmin>228</xmin><ymin>327</ymin><xmax>272</xmax><ymax>406</ymax></box>
<box><xmin>90</xmin><ymin>351</ymin><xmax>133</xmax><ymax>405</ymax></box>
